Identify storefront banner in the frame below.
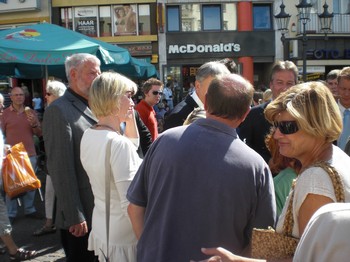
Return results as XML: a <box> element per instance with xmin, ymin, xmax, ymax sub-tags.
<box><xmin>166</xmin><ymin>31</ymin><xmax>275</xmax><ymax>59</ymax></box>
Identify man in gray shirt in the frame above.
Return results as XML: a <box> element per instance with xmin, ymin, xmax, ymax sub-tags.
<box><xmin>127</xmin><ymin>73</ymin><xmax>276</xmax><ymax>262</ymax></box>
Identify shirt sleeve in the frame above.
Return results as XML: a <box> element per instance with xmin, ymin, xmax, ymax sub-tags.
<box><xmin>111</xmin><ymin>137</ymin><xmax>142</xmax><ymax>215</ymax></box>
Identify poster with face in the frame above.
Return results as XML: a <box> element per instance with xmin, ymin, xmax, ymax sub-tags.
<box><xmin>114</xmin><ymin>4</ymin><xmax>137</xmax><ymax>35</ymax></box>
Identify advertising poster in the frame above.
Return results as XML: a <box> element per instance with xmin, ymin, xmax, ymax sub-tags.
<box><xmin>74</xmin><ymin>7</ymin><xmax>97</xmax><ymax>37</ymax></box>
<box><xmin>114</xmin><ymin>4</ymin><xmax>137</xmax><ymax>36</ymax></box>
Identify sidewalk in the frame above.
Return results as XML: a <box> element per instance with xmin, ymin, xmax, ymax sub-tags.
<box><xmin>2</xmin><ymin>172</ymin><xmax>65</xmax><ymax>262</ymax></box>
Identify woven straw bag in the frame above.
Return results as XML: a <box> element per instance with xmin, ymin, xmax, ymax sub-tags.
<box><xmin>250</xmin><ymin>161</ymin><xmax>345</xmax><ymax>259</ymax></box>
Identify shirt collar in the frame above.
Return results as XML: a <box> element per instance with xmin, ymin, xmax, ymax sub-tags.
<box><xmin>9</xmin><ymin>104</ymin><xmax>24</xmax><ymax>113</ymax></box>
<box><xmin>190</xmin><ymin>91</ymin><xmax>204</xmax><ymax>109</ymax></box>
<box><xmin>68</xmin><ymin>88</ymin><xmax>88</xmax><ymax>106</ymax></box>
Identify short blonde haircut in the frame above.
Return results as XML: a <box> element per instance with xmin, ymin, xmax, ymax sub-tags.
<box><xmin>264</xmin><ymin>81</ymin><xmax>342</xmax><ymax>143</ymax></box>
<box><xmin>89</xmin><ymin>72</ymin><xmax>137</xmax><ymax>118</ymax></box>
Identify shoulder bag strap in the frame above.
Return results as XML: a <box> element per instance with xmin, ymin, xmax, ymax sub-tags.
<box><xmin>282</xmin><ymin>161</ymin><xmax>345</xmax><ymax>236</ymax></box>
<box><xmin>102</xmin><ymin>138</ymin><xmax>113</xmax><ymax>262</ymax></box>
<box><xmin>313</xmin><ymin>161</ymin><xmax>345</xmax><ymax>202</ymax></box>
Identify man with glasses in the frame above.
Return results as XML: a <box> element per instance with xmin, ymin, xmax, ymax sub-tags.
<box><xmin>135</xmin><ymin>78</ymin><xmax>163</xmax><ymax>141</ymax></box>
<box><xmin>0</xmin><ymin>86</ymin><xmax>42</xmax><ymax>223</ymax></box>
<box><xmin>238</xmin><ymin>60</ymin><xmax>298</xmax><ymax>165</ymax></box>
<box><xmin>163</xmin><ymin>61</ymin><xmax>230</xmax><ymax>130</ymax></box>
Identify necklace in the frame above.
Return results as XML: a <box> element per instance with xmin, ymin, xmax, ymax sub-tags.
<box><xmin>94</xmin><ymin>124</ymin><xmax>120</xmax><ymax>134</ymax></box>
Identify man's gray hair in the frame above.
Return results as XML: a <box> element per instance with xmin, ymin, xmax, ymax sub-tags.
<box><xmin>196</xmin><ymin>61</ymin><xmax>230</xmax><ymax>83</ymax></box>
<box><xmin>65</xmin><ymin>53</ymin><xmax>100</xmax><ymax>81</ymax></box>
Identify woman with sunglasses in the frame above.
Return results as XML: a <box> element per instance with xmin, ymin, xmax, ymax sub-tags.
<box><xmin>193</xmin><ymin>81</ymin><xmax>350</xmax><ymax>262</ymax></box>
<box><xmin>33</xmin><ymin>80</ymin><xmax>67</xmax><ymax>237</ymax></box>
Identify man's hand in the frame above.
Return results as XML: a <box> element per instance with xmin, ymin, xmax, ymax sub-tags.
<box><xmin>191</xmin><ymin>247</ymin><xmax>263</xmax><ymax>262</ymax></box>
<box><xmin>26</xmin><ymin>111</ymin><xmax>39</xmax><ymax>127</ymax></box>
<box><xmin>69</xmin><ymin>221</ymin><xmax>88</xmax><ymax>237</ymax></box>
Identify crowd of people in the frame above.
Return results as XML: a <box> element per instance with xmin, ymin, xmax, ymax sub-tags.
<box><xmin>0</xmin><ymin>53</ymin><xmax>350</xmax><ymax>262</ymax></box>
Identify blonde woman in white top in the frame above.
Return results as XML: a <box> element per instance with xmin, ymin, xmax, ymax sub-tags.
<box><xmin>80</xmin><ymin>72</ymin><xmax>141</xmax><ymax>262</ymax></box>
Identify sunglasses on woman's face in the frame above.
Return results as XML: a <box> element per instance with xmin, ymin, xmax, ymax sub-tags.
<box><xmin>273</xmin><ymin>121</ymin><xmax>299</xmax><ymax>135</ymax></box>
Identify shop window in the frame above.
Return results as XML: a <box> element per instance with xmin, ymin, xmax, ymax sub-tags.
<box><xmin>182</xmin><ymin>4</ymin><xmax>200</xmax><ymax>31</ymax></box>
<box><xmin>167</xmin><ymin>6</ymin><xmax>180</xmax><ymax>31</ymax></box>
<box><xmin>203</xmin><ymin>5</ymin><xmax>221</xmax><ymax>31</ymax></box>
<box><xmin>253</xmin><ymin>5</ymin><xmax>272</xmax><ymax>30</ymax></box>
<box><xmin>99</xmin><ymin>6</ymin><xmax>112</xmax><ymax>37</ymax></box>
<box><xmin>113</xmin><ymin>4</ymin><xmax>137</xmax><ymax>36</ymax></box>
<box><xmin>223</xmin><ymin>3</ymin><xmax>237</xmax><ymax>30</ymax></box>
<box><xmin>74</xmin><ymin>6</ymin><xmax>98</xmax><ymax>37</ymax></box>
<box><xmin>138</xmin><ymin>4</ymin><xmax>151</xmax><ymax>35</ymax></box>
<box><xmin>60</xmin><ymin>8</ymin><xmax>73</xmax><ymax>30</ymax></box>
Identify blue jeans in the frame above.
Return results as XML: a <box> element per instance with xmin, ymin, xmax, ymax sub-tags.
<box><xmin>5</xmin><ymin>156</ymin><xmax>37</xmax><ymax>218</ymax></box>
<box><xmin>0</xmin><ymin>196</ymin><xmax>11</xmax><ymax>236</ymax></box>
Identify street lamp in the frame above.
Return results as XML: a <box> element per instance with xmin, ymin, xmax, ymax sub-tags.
<box><xmin>274</xmin><ymin>0</ymin><xmax>333</xmax><ymax>82</ymax></box>
<box><xmin>318</xmin><ymin>2</ymin><xmax>334</xmax><ymax>38</ymax></box>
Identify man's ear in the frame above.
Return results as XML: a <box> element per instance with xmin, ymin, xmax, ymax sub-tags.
<box><xmin>195</xmin><ymin>80</ymin><xmax>200</xmax><ymax>92</ymax></box>
<box><xmin>70</xmin><ymin>68</ymin><xmax>77</xmax><ymax>81</ymax></box>
<box><xmin>240</xmin><ymin>106</ymin><xmax>251</xmax><ymax>123</ymax></box>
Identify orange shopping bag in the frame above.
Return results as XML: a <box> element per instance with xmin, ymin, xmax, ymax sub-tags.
<box><xmin>2</xmin><ymin>142</ymin><xmax>41</xmax><ymax>199</ymax></box>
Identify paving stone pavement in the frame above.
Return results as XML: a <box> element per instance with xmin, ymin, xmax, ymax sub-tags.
<box><xmin>1</xmin><ymin>172</ymin><xmax>66</xmax><ymax>262</ymax></box>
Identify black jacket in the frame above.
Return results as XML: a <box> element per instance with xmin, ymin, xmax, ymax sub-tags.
<box><xmin>163</xmin><ymin>95</ymin><xmax>199</xmax><ymax>131</ymax></box>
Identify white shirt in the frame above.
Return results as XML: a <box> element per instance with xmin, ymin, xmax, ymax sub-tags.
<box><xmin>276</xmin><ymin>145</ymin><xmax>350</xmax><ymax>238</ymax></box>
<box><xmin>294</xmin><ymin>203</ymin><xmax>350</xmax><ymax>262</ymax></box>
<box><xmin>190</xmin><ymin>91</ymin><xmax>204</xmax><ymax>109</ymax></box>
<box><xmin>163</xmin><ymin>87</ymin><xmax>173</xmax><ymax>100</ymax></box>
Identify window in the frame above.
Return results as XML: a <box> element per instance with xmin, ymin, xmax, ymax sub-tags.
<box><xmin>99</xmin><ymin>6</ymin><xmax>112</xmax><ymax>36</ymax></box>
<box><xmin>223</xmin><ymin>3</ymin><xmax>237</xmax><ymax>30</ymax></box>
<box><xmin>167</xmin><ymin>3</ymin><xmax>237</xmax><ymax>32</ymax></box>
<box><xmin>60</xmin><ymin>8</ymin><xmax>73</xmax><ymax>30</ymax></box>
<box><xmin>74</xmin><ymin>6</ymin><xmax>98</xmax><ymax>37</ymax></box>
<box><xmin>138</xmin><ymin>5</ymin><xmax>151</xmax><ymax>35</ymax></box>
<box><xmin>167</xmin><ymin>6</ymin><xmax>180</xmax><ymax>31</ymax></box>
<box><xmin>60</xmin><ymin>4</ymin><xmax>150</xmax><ymax>37</ymax></box>
<box><xmin>333</xmin><ymin>0</ymin><xmax>350</xmax><ymax>14</ymax></box>
<box><xmin>253</xmin><ymin>5</ymin><xmax>272</xmax><ymax>30</ymax></box>
<box><xmin>203</xmin><ymin>5</ymin><xmax>221</xmax><ymax>31</ymax></box>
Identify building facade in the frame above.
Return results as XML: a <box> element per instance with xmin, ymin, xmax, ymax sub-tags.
<box><xmin>275</xmin><ymin>0</ymin><xmax>350</xmax><ymax>81</ymax></box>
<box><xmin>159</xmin><ymin>0</ymin><xmax>350</xmax><ymax>90</ymax></box>
<box><xmin>158</xmin><ymin>0</ymin><xmax>276</xmax><ymax>90</ymax></box>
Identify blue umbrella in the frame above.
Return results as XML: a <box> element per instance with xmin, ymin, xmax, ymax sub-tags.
<box><xmin>108</xmin><ymin>57</ymin><xmax>159</xmax><ymax>79</ymax></box>
<box><xmin>0</xmin><ymin>23</ymin><xmax>151</xmax><ymax>79</ymax></box>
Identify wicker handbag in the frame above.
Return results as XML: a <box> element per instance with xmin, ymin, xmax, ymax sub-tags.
<box><xmin>250</xmin><ymin>161</ymin><xmax>345</xmax><ymax>259</ymax></box>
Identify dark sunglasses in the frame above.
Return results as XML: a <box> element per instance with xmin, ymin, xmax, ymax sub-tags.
<box><xmin>273</xmin><ymin>121</ymin><xmax>299</xmax><ymax>135</ymax></box>
<box><xmin>46</xmin><ymin>93</ymin><xmax>52</xmax><ymax>96</ymax></box>
<box><xmin>152</xmin><ymin>91</ymin><xmax>163</xmax><ymax>96</ymax></box>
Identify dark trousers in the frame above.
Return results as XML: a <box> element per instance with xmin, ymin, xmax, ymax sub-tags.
<box><xmin>60</xmin><ymin>229</ymin><xmax>97</xmax><ymax>262</ymax></box>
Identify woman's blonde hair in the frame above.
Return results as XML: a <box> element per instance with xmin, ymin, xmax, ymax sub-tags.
<box><xmin>264</xmin><ymin>81</ymin><xmax>342</xmax><ymax>143</ymax></box>
<box><xmin>89</xmin><ymin>72</ymin><xmax>137</xmax><ymax>118</ymax></box>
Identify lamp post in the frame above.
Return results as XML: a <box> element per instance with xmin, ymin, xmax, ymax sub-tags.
<box><xmin>274</xmin><ymin>0</ymin><xmax>333</xmax><ymax>82</ymax></box>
